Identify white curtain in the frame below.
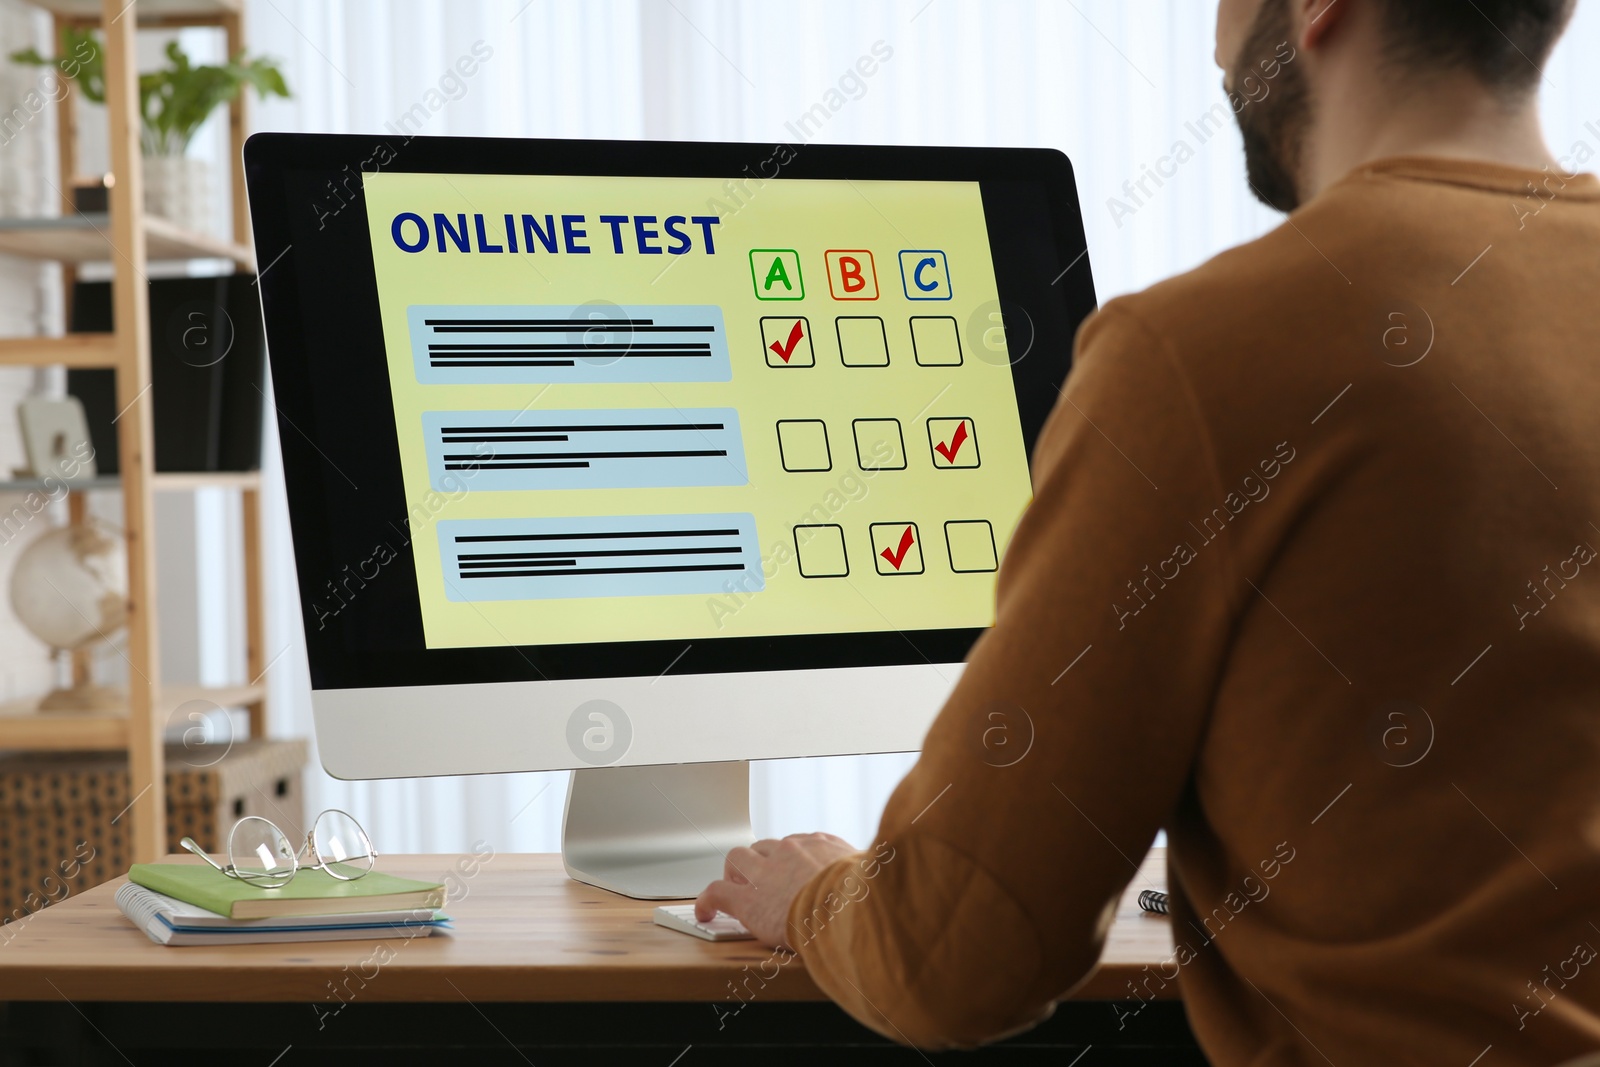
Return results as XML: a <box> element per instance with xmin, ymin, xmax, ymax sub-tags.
<box><xmin>218</xmin><ymin>0</ymin><xmax>1600</xmax><ymax>855</ymax></box>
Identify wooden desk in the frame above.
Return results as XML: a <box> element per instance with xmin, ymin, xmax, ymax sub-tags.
<box><xmin>0</xmin><ymin>849</ymin><xmax>1198</xmax><ymax>1064</ymax></box>
<box><xmin>0</xmin><ymin>849</ymin><xmax>1174</xmax><ymax>1003</ymax></box>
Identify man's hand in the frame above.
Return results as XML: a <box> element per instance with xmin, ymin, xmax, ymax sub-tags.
<box><xmin>694</xmin><ymin>832</ymin><xmax>859</xmax><ymax>949</ymax></box>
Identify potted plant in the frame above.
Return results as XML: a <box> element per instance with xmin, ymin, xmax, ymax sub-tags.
<box><xmin>12</xmin><ymin>29</ymin><xmax>289</xmax><ymax>235</ymax></box>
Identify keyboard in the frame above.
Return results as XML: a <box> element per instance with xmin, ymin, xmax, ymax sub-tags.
<box><xmin>652</xmin><ymin>904</ymin><xmax>754</xmax><ymax>942</ymax></box>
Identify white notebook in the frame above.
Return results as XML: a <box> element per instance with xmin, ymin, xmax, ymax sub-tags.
<box><xmin>115</xmin><ymin>881</ymin><xmax>448</xmax><ymax>946</ymax></box>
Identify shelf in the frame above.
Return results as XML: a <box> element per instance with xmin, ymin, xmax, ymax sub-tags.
<box><xmin>166</xmin><ymin>683</ymin><xmax>264</xmax><ymax>710</ymax></box>
<box><xmin>150</xmin><ymin>470</ymin><xmax>261</xmax><ymax>492</ymax></box>
<box><xmin>0</xmin><ymin>214</ymin><xmax>253</xmax><ymax>269</ymax></box>
<box><xmin>0</xmin><ymin>471</ymin><xmax>260</xmax><ymax>494</ymax></box>
<box><xmin>0</xmin><ymin>475</ymin><xmax>120</xmax><ymax>493</ymax></box>
<box><xmin>0</xmin><ymin>709</ymin><xmax>127</xmax><ymax>749</ymax></box>
<box><xmin>0</xmin><ymin>333</ymin><xmax>117</xmax><ymax>368</ymax></box>
<box><xmin>0</xmin><ymin>683</ymin><xmax>264</xmax><ymax>751</ymax></box>
<box><xmin>26</xmin><ymin>0</ymin><xmax>241</xmax><ymax>23</ymax></box>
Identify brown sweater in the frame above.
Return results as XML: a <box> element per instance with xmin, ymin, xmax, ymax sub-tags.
<box><xmin>788</xmin><ymin>156</ymin><xmax>1600</xmax><ymax>1065</ymax></box>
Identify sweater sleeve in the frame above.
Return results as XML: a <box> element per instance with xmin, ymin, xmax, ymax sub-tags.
<box><xmin>785</xmin><ymin>302</ymin><xmax>1242</xmax><ymax>1048</ymax></box>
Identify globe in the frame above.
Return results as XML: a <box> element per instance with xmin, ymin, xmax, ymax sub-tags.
<box><xmin>8</xmin><ymin>519</ymin><xmax>129</xmax><ymax>712</ymax></box>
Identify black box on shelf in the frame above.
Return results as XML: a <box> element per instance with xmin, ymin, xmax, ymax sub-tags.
<box><xmin>67</xmin><ymin>273</ymin><xmax>266</xmax><ymax>473</ymax></box>
<box><xmin>70</xmin><ymin>177</ymin><xmax>111</xmax><ymax>214</ymax></box>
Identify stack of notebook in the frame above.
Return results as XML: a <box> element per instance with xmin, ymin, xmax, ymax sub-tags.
<box><xmin>117</xmin><ymin>863</ymin><xmax>450</xmax><ymax>946</ymax></box>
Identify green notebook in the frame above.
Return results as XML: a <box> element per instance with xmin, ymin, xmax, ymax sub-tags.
<box><xmin>129</xmin><ymin>864</ymin><xmax>446</xmax><ymax>920</ymax></box>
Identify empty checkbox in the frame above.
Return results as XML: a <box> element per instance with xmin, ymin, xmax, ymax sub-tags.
<box><xmin>852</xmin><ymin>418</ymin><xmax>906</xmax><ymax>471</ymax></box>
<box><xmin>795</xmin><ymin>524</ymin><xmax>849</xmax><ymax>578</ymax></box>
<box><xmin>911</xmin><ymin>316</ymin><xmax>963</xmax><ymax>366</ymax></box>
<box><xmin>944</xmin><ymin>520</ymin><xmax>998</xmax><ymax>573</ymax></box>
<box><xmin>776</xmin><ymin>420</ymin><xmax>832</xmax><ymax>472</ymax></box>
<box><xmin>836</xmin><ymin>316</ymin><xmax>889</xmax><ymax>367</ymax></box>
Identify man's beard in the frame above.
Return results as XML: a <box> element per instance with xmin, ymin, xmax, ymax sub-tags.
<box><xmin>1231</xmin><ymin>0</ymin><xmax>1312</xmax><ymax>212</ymax></box>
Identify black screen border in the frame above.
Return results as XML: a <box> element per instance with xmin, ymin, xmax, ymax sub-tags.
<box><xmin>243</xmin><ymin>133</ymin><xmax>1097</xmax><ymax>690</ymax></box>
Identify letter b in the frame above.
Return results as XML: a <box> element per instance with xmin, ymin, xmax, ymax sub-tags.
<box><xmin>840</xmin><ymin>258</ymin><xmax>865</xmax><ymax>292</ymax></box>
<box><xmin>826</xmin><ymin>249</ymin><xmax>878</xmax><ymax>300</ymax></box>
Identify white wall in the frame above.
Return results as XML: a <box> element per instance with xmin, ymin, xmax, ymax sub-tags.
<box><xmin>4</xmin><ymin>0</ymin><xmax>1600</xmax><ymax>855</ymax></box>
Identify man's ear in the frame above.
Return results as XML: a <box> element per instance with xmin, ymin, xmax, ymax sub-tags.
<box><xmin>1301</xmin><ymin>0</ymin><xmax>1350</xmax><ymax>51</ymax></box>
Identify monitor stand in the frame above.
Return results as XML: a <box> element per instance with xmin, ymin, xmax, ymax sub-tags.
<box><xmin>561</xmin><ymin>760</ymin><xmax>754</xmax><ymax>900</ymax></box>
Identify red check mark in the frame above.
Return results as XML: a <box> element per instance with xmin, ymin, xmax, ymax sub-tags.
<box><xmin>880</xmin><ymin>526</ymin><xmax>915</xmax><ymax>570</ymax></box>
<box><xmin>769</xmin><ymin>319</ymin><xmax>805</xmax><ymax>362</ymax></box>
<box><xmin>934</xmin><ymin>421</ymin><xmax>969</xmax><ymax>464</ymax></box>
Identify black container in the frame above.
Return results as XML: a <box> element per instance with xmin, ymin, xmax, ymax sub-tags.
<box><xmin>70</xmin><ymin>180</ymin><xmax>110</xmax><ymax>214</ymax></box>
<box><xmin>68</xmin><ymin>273</ymin><xmax>266</xmax><ymax>473</ymax></box>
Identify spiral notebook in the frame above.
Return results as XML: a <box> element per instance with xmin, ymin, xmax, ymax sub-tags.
<box><xmin>115</xmin><ymin>881</ymin><xmax>449</xmax><ymax>946</ymax></box>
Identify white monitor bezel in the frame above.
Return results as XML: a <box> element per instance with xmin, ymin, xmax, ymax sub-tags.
<box><xmin>311</xmin><ymin>664</ymin><xmax>960</xmax><ymax>780</ymax></box>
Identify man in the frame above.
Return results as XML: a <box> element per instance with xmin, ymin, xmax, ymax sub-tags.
<box><xmin>697</xmin><ymin>0</ymin><xmax>1600</xmax><ymax>1063</ymax></box>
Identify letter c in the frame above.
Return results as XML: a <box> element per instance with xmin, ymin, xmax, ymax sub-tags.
<box><xmin>913</xmin><ymin>256</ymin><xmax>939</xmax><ymax>291</ymax></box>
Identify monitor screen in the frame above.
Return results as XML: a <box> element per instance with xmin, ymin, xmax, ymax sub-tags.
<box><xmin>245</xmin><ymin>135</ymin><xmax>1094</xmax><ymax>690</ymax></box>
<box><xmin>362</xmin><ymin>173</ymin><xmax>1032</xmax><ymax>649</ymax></box>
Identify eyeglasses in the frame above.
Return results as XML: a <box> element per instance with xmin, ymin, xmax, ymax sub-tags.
<box><xmin>181</xmin><ymin>808</ymin><xmax>377</xmax><ymax>889</ymax></box>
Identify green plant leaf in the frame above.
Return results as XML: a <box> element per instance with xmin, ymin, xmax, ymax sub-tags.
<box><xmin>10</xmin><ymin>32</ymin><xmax>290</xmax><ymax>154</ymax></box>
<box><xmin>8</xmin><ymin>27</ymin><xmax>106</xmax><ymax>105</ymax></box>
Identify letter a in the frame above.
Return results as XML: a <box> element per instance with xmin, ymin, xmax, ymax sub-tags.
<box><xmin>764</xmin><ymin>256</ymin><xmax>793</xmax><ymax>293</ymax></box>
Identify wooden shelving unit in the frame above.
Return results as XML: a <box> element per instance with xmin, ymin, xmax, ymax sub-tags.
<box><xmin>0</xmin><ymin>473</ymin><xmax>259</xmax><ymax>495</ymax></box>
<box><xmin>0</xmin><ymin>684</ymin><xmax>265</xmax><ymax>750</ymax></box>
<box><xmin>0</xmin><ymin>213</ymin><xmax>253</xmax><ymax>267</ymax></box>
<box><xmin>0</xmin><ymin>0</ymin><xmax>267</xmax><ymax>863</ymax></box>
<box><xmin>0</xmin><ymin>471</ymin><xmax>260</xmax><ymax>493</ymax></box>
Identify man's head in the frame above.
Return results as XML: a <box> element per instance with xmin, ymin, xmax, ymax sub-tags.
<box><xmin>1215</xmin><ymin>0</ymin><xmax>1578</xmax><ymax>212</ymax></box>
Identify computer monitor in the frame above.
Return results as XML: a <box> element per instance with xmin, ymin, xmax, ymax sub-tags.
<box><xmin>244</xmin><ymin>133</ymin><xmax>1096</xmax><ymax>898</ymax></box>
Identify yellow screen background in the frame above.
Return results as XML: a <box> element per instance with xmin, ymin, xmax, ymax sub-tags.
<box><xmin>362</xmin><ymin>171</ymin><xmax>1032</xmax><ymax>649</ymax></box>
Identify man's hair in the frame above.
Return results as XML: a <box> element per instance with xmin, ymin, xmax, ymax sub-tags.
<box><xmin>1375</xmin><ymin>0</ymin><xmax>1577</xmax><ymax>93</ymax></box>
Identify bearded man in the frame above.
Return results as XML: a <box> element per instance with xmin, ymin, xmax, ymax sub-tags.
<box><xmin>697</xmin><ymin>2</ymin><xmax>1600</xmax><ymax>1063</ymax></box>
